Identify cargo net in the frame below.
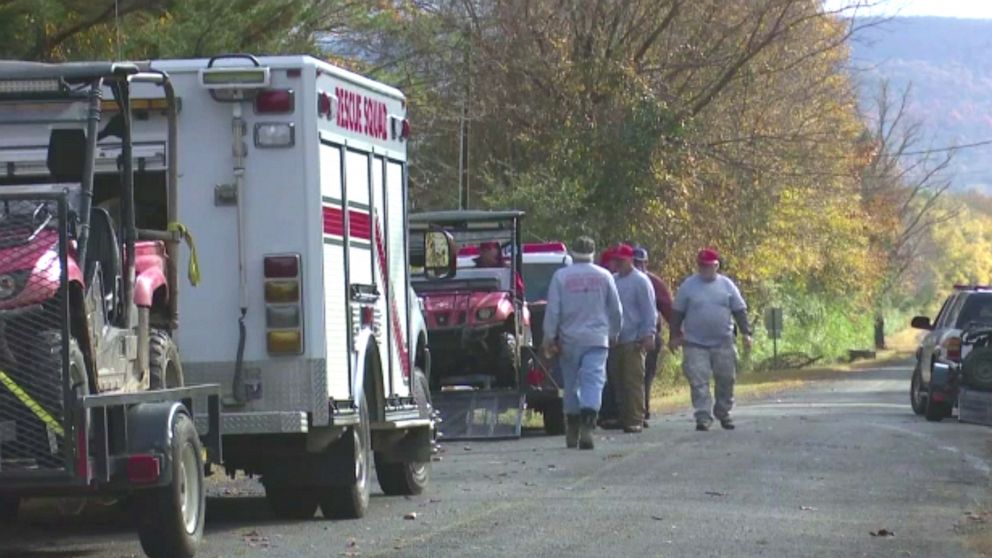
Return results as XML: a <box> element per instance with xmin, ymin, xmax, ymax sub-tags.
<box><xmin>434</xmin><ymin>390</ymin><xmax>525</xmax><ymax>441</ymax></box>
<box><xmin>0</xmin><ymin>197</ymin><xmax>71</xmax><ymax>475</ymax></box>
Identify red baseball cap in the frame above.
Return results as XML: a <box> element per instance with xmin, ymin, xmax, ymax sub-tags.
<box><xmin>697</xmin><ymin>248</ymin><xmax>720</xmax><ymax>265</ymax></box>
<box><xmin>599</xmin><ymin>248</ymin><xmax>615</xmax><ymax>266</ymax></box>
<box><xmin>480</xmin><ymin>241</ymin><xmax>501</xmax><ymax>251</ymax></box>
<box><xmin>614</xmin><ymin>244</ymin><xmax>635</xmax><ymax>260</ymax></box>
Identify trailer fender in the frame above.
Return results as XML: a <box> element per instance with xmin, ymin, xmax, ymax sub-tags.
<box><xmin>125</xmin><ymin>401</ymin><xmax>188</xmax><ymax>487</ymax></box>
<box><xmin>134</xmin><ymin>266</ymin><xmax>167</xmax><ymax>307</ymax></box>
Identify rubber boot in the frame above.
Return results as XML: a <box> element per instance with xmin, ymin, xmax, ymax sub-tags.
<box><xmin>578</xmin><ymin>409</ymin><xmax>597</xmax><ymax>450</ymax></box>
<box><xmin>565</xmin><ymin>415</ymin><xmax>580</xmax><ymax>449</ymax></box>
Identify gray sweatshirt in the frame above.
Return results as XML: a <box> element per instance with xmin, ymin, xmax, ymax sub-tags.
<box><xmin>543</xmin><ymin>261</ymin><xmax>623</xmax><ymax>348</ymax></box>
<box><xmin>672</xmin><ymin>273</ymin><xmax>750</xmax><ymax>347</ymax></box>
<box><xmin>614</xmin><ymin>269</ymin><xmax>658</xmax><ymax>344</ymax></box>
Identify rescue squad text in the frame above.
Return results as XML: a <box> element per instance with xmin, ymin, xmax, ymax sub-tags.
<box><xmin>336</xmin><ymin>86</ymin><xmax>388</xmax><ymax>140</ymax></box>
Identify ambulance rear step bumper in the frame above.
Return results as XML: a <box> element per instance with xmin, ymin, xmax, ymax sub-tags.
<box><xmin>196</xmin><ymin>411</ymin><xmax>308</xmax><ymax>435</ymax></box>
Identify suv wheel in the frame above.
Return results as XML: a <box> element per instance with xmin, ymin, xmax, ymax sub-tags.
<box><xmin>910</xmin><ymin>364</ymin><xmax>926</xmax><ymax>416</ymax></box>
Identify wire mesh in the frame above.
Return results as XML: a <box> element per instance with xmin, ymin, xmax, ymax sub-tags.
<box><xmin>0</xmin><ymin>196</ymin><xmax>70</xmax><ymax>475</ymax></box>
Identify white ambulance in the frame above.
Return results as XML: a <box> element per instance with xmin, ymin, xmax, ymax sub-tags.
<box><xmin>137</xmin><ymin>54</ymin><xmax>446</xmax><ymax>519</ymax></box>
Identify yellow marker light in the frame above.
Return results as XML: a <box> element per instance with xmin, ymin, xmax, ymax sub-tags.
<box><xmin>267</xmin><ymin>330</ymin><xmax>302</xmax><ymax>354</ymax></box>
<box><xmin>102</xmin><ymin>98</ymin><xmax>178</xmax><ymax>112</ymax></box>
<box><xmin>265</xmin><ymin>280</ymin><xmax>299</xmax><ymax>303</ymax></box>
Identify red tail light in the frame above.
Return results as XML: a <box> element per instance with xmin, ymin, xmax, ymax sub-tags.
<box><xmin>945</xmin><ymin>337</ymin><xmax>962</xmax><ymax>362</ymax></box>
<box><xmin>255</xmin><ymin>89</ymin><xmax>294</xmax><ymax>114</ymax></box>
<box><xmin>526</xmin><ymin>367</ymin><xmax>544</xmax><ymax>387</ymax></box>
<box><xmin>401</xmin><ymin>119</ymin><xmax>410</xmax><ymax>140</ymax></box>
<box><xmin>127</xmin><ymin>454</ymin><xmax>161</xmax><ymax>484</ymax></box>
<box><xmin>264</xmin><ymin>255</ymin><xmax>300</xmax><ymax>278</ymax></box>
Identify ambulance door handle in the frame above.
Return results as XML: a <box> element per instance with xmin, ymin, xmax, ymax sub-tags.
<box><xmin>207</xmin><ymin>54</ymin><xmax>261</xmax><ymax>68</ymax></box>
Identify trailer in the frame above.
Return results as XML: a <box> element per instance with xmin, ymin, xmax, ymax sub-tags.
<box><xmin>0</xmin><ymin>61</ymin><xmax>220</xmax><ymax>558</ymax></box>
<box><xmin>130</xmin><ymin>55</ymin><xmax>449</xmax><ymax>519</ymax></box>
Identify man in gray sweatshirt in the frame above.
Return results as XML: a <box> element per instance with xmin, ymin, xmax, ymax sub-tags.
<box><xmin>542</xmin><ymin>236</ymin><xmax>623</xmax><ymax>449</ymax></box>
<box><xmin>608</xmin><ymin>244</ymin><xmax>658</xmax><ymax>433</ymax></box>
<box><xmin>669</xmin><ymin>248</ymin><xmax>752</xmax><ymax>431</ymax></box>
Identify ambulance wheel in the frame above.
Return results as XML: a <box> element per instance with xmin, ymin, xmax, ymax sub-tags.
<box><xmin>0</xmin><ymin>496</ymin><xmax>18</xmax><ymax>522</ymax></box>
<box><xmin>136</xmin><ymin>413</ymin><xmax>204</xmax><ymax>558</ymax></box>
<box><xmin>375</xmin><ymin>369</ymin><xmax>431</xmax><ymax>496</ymax></box>
<box><xmin>542</xmin><ymin>398</ymin><xmax>565</xmax><ymax>435</ymax></box>
<box><xmin>264</xmin><ymin>485</ymin><xmax>319</xmax><ymax>520</ymax></box>
<box><xmin>319</xmin><ymin>389</ymin><xmax>370</xmax><ymax>519</ymax></box>
<box><xmin>149</xmin><ymin>329</ymin><xmax>184</xmax><ymax>389</ymax></box>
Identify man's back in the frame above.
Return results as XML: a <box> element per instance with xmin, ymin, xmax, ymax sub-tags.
<box><xmin>544</xmin><ymin>262</ymin><xmax>622</xmax><ymax>348</ymax></box>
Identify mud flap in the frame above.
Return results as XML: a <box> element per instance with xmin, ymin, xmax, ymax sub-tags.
<box><xmin>434</xmin><ymin>389</ymin><xmax>525</xmax><ymax>441</ymax></box>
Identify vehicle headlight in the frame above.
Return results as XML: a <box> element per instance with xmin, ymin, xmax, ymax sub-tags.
<box><xmin>476</xmin><ymin>307</ymin><xmax>495</xmax><ymax>321</ymax></box>
<box><xmin>0</xmin><ymin>271</ymin><xmax>27</xmax><ymax>300</ymax></box>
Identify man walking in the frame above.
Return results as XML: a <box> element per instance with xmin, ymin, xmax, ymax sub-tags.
<box><xmin>669</xmin><ymin>248</ymin><xmax>752</xmax><ymax>431</ymax></box>
<box><xmin>633</xmin><ymin>247</ymin><xmax>673</xmax><ymax>425</ymax></box>
<box><xmin>542</xmin><ymin>236</ymin><xmax>622</xmax><ymax>450</ymax></box>
<box><xmin>608</xmin><ymin>244</ymin><xmax>657</xmax><ymax>434</ymax></box>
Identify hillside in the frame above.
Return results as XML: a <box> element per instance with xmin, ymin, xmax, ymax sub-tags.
<box><xmin>849</xmin><ymin>17</ymin><xmax>992</xmax><ymax>191</ymax></box>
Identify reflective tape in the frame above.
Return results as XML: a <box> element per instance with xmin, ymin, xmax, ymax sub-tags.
<box><xmin>0</xmin><ymin>368</ymin><xmax>64</xmax><ymax>437</ymax></box>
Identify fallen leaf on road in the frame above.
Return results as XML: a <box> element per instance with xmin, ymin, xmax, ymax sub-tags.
<box><xmin>870</xmin><ymin>529</ymin><xmax>895</xmax><ymax>537</ymax></box>
<box><xmin>605</xmin><ymin>453</ymin><xmax>623</xmax><ymax>460</ymax></box>
<box><xmin>463</xmin><ymin>446</ymin><xmax>472</xmax><ymax>451</ymax></box>
<box><xmin>346</xmin><ymin>538</ymin><xmax>358</xmax><ymax>548</ymax></box>
<box><xmin>705</xmin><ymin>491</ymin><xmax>727</xmax><ymax>497</ymax></box>
<box><xmin>404</xmin><ymin>512</ymin><xmax>418</xmax><ymax>520</ymax></box>
<box><xmin>800</xmin><ymin>506</ymin><xmax>817</xmax><ymax>511</ymax></box>
<box><xmin>429</xmin><ymin>498</ymin><xmax>442</xmax><ymax>503</ymax></box>
<box><xmin>243</xmin><ymin>530</ymin><xmax>271</xmax><ymax>548</ymax></box>
<box><xmin>547</xmin><ymin>464</ymin><xmax>557</xmax><ymax>470</ymax></box>
<box><xmin>651</xmin><ymin>515</ymin><xmax>664</xmax><ymax>521</ymax></box>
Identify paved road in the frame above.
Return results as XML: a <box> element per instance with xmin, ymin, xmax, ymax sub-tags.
<box><xmin>2</xmin><ymin>362</ymin><xmax>990</xmax><ymax>558</ymax></box>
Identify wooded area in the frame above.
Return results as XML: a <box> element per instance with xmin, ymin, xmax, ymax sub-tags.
<box><xmin>0</xmin><ymin>0</ymin><xmax>979</xmax><ymax>360</ymax></box>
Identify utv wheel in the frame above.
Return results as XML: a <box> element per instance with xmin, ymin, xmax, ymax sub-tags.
<box><xmin>910</xmin><ymin>364</ymin><xmax>926</xmax><ymax>416</ymax></box>
<box><xmin>925</xmin><ymin>397</ymin><xmax>952</xmax><ymax>422</ymax></box>
<box><xmin>542</xmin><ymin>398</ymin><xmax>565</xmax><ymax>435</ymax></box>
<box><xmin>495</xmin><ymin>330</ymin><xmax>518</xmax><ymax>388</ymax></box>
<box><xmin>320</xmin><ymin>389</ymin><xmax>371</xmax><ymax>519</ymax></box>
<box><xmin>149</xmin><ymin>329</ymin><xmax>184</xmax><ymax>389</ymax></box>
<box><xmin>264</xmin><ymin>485</ymin><xmax>319</xmax><ymax>520</ymax></box>
<box><xmin>136</xmin><ymin>413</ymin><xmax>204</xmax><ymax>558</ymax></box>
<box><xmin>0</xmin><ymin>496</ymin><xmax>19</xmax><ymax>523</ymax></box>
<box><xmin>375</xmin><ymin>369</ymin><xmax>432</xmax><ymax>496</ymax></box>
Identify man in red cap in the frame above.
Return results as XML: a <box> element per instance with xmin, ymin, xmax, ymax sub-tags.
<box><xmin>608</xmin><ymin>243</ymin><xmax>657</xmax><ymax>433</ymax></box>
<box><xmin>669</xmin><ymin>248</ymin><xmax>752</xmax><ymax>431</ymax></box>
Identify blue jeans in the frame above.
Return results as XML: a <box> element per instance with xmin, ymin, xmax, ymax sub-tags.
<box><xmin>558</xmin><ymin>344</ymin><xmax>609</xmax><ymax>414</ymax></box>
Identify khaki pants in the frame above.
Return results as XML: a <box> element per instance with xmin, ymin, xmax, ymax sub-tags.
<box><xmin>607</xmin><ymin>342</ymin><xmax>646</xmax><ymax>429</ymax></box>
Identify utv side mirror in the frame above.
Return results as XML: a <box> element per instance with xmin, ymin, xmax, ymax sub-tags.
<box><xmin>911</xmin><ymin>316</ymin><xmax>933</xmax><ymax>330</ymax></box>
<box><xmin>424</xmin><ymin>229</ymin><xmax>456</xmax><ymax>280</ymax></box>
<box><xmin>47</xmin><ymin>128</ymin><xmax>87</xmax><ymax>182</ymax></box>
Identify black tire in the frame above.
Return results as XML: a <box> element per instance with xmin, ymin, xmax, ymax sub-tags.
<box><xmin>149</xmin><ymin>329</ymin><xmax>184</xmax><ymax>389</ymax></box>
<box><xmin>375</xmin><ymin>368</ymin><xmax>432</xmax><ymax>496</ymax></box>
<box><xmin>910</xmin><ymin>364</ymin><xmax>926</xmax><ymax>416</ymax></box>
<box><xmin>0</xmin><ymin>496</ymin><xmax>18</xmax><ymax>523</ymax></box>
<box><xmin>542</xmin><ymin>397</ymin><xmax>565</xmax><ymax>435</ymax></box>
<box><xmin>264</xmin><ymin>485</ymin><xmax>319</xmax><ymax>520</ymax></box>
<box><xmin>925</xmin><ymin>397</ymin><xmax>952</xmax><ymax>422</ymax></box>
<box><xmin>136</xmin><ymin>413</ymin><xmax>205</xmax><ymax>558</ymax></box>
<box><xmin>961</xmin><ymin>347</ymin><xmax>992</xmax><ymax>391</ymax></box>
<box><xmin>319</xmin><ymin>388</ymin><xmax>371</xmax><ymax>519</ymax></box>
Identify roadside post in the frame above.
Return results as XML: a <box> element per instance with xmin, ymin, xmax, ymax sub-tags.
<box><xmin>764</xmin><ymin>307</ymin><xmax>783</xmax><ymax>361</ymax></box>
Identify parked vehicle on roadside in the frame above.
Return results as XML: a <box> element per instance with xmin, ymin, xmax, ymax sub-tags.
<box><xmin>0</xmin><ymin>61</ymin><xmax>220</xmax><ymax>558</ymax></box>
<box><xmin>910</xmin><ymin>285</ymin><xmax>992</xmax><ymax>421</ymax></box>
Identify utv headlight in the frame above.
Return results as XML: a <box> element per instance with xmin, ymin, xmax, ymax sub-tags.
<box><xmin>476</xmin><ymin>307</ymin><xmax>495</xmax><ymax>321</ymax></box>
<box><xmin>0</xmin><ymin>271</ymin><xmax>27</xmax><ymax>299</ymax></box>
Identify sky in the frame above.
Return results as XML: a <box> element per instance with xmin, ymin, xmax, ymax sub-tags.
<box><xmin>826</xmin><ymin>0</ymin><xmax>992</xmax><ymax>19</ymax></box>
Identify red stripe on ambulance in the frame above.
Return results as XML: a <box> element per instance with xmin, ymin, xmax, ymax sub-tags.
<box><xmin>322</xmin><ymin>206</ymin><xmax>371</xmax><ymax>240</ymax></box>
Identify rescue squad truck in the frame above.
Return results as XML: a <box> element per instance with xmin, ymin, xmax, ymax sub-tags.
<box><xmin>141</xmin><ymin>55</ymin><xmax>444</xmax><ymax>519</ymax></box>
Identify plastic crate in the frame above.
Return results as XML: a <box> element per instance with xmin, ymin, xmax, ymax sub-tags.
<box><xmin>958</xmin><ymin>387</ymin><xmax>992</xmax><ymax>426</ymax></box>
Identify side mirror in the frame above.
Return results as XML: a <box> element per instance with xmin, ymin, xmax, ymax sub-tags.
<box><xmin>911</xmin><ymin>316</ymin><xmax>933</xmax><ymax>330</ymax></box>
<box><xmin>424</xmin><ymin>229</ymin><xmax>456</xmax><ymax>280</ymax></box>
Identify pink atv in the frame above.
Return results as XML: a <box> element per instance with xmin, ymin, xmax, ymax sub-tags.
<box><xmin>0</xmin><ymin>61</ymin><xmax>219</xmax><ymax>558</ymax></box>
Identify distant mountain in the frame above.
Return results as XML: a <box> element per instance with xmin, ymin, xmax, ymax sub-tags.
<box><xmin>849</xmin><ymin>17</ymin><xmax>992</xmax><ymax>192</ymax></box>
